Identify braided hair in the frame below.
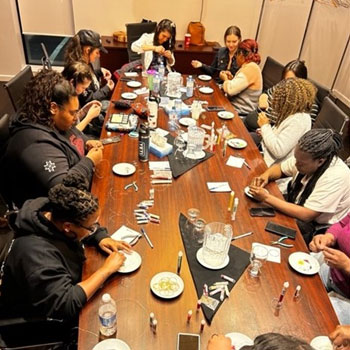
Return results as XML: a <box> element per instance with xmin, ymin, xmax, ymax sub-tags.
<box><xmin>271</xmin><ymin>78</ymin><xmax>317</xmax><ymax>127</ymax></box>
<box><xmin>48</xmin><ymin>173</ymin><xmax>99</xmax><ymax>223</ymax></box>
<box><xmin>287</xmin><ymin>129</ymin><xmax>342</xmax><ymax>206</ymax></box>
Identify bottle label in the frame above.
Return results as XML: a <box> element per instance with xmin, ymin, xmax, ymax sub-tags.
<box><xmin>99</xmin><ymin>313</ymin><xmax>116</xmax><ymax>327</ymax></box>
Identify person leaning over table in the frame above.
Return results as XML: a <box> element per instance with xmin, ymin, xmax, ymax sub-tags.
<box><xmin>309</xmin><ymin>212</ymin><xmax>350</xmax><ymax>324</ymax></box>
<box><xmin>330</xmin><ymin>325</ymin><xmax>350</xmax><ymax>349</ymax></box>
<box><xmin>62</xmin><ymin>61</ymin><xmax>102</xmax><ymax>133</ymax></box>
<box><xmin>131</xmin><ymin>18</ymin><xmax>176</xmax><ymax>72</ymax></box>
<box><xmin>0</xmin><ymin>173</ymin><xmax>130</xmax><ymax>328</ymax></box>
<box><xmin>191</xmin><ymin>25</ymin><xmax>241</xmax><ymax>83</ymax></box>
<box><xmin>221</xmin><ymin>39</ymin><xmax>262</xmax><ymax>115</ymax></box>
<box><xmin>0</xmin><ymin>69</ymin><xmax>103</xmax><ymax>208</ymax></box>
<box><xmin>248</xmin><ymin>129</ymin><xmax>350</xmax><ymax>244</ymax></box>
<box><xmin>207</xmin><ymin>333</ymin><xmax>313</xmax><ymax>350</ymax></box>
<box><xmin>244</xmin><ymin>59</ymin><xmax>319</xmax><ymax>136</ymax></box>
<box><xmin>64</xmin><ymin>29</ymin><xmax>115</xmax><ymax>106</ymax></box>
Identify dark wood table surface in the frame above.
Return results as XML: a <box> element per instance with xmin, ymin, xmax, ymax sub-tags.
<box><xmin>78</xmin><ymin>76</ymin><xmax>339</xmax><ymax>349</ymax></box>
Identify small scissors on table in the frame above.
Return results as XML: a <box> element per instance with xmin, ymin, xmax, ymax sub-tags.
<box><xmin>270</xmin><ymin>236</ymin><xmax>294</xmax><ymax>248</ymax></box>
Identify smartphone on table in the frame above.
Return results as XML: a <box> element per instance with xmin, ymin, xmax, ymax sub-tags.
<box><xmin>177</xmin><ymin>333</ymin><xmax>200</xmax><ymax>350</ymax></box>
<box><xmin>249</xmin><ymin>207</ymin><xmax>276</xmax><ymax>217</ymax></box>
<box><xmin>205</xmin><ymin>106</ymin><xmax>225</xmax><ymax>112</ymax></box>
<box><xmin>265</xmin><ymin>221</ymin><xmax>297</xmax><ymax>240</ymax></box>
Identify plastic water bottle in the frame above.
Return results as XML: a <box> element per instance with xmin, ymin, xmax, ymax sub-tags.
<box><xmin>153</xmin><ymin>73</ymin><xmax>160</xmax><ymax>94</ymax></box>
<box><xmin>138</xmin><ymin>122</ymin><xmax>150</xmax><ymax>162</ymax></box>
<box><xmin>174</xmin><ymin>99</ymin><xmax>182</xmax><ymax>119</ymax></box>
<box><xmin>158</xmin><ymin>62</ymin><xmax>165</xmax><ymax>80</ymax></box>
<box><xmin>98</xmin><ymin>293</ymin><xmax>117</xmax><ymax>337</ymax></box>
<box><xmin>168</xmin><ymin>108</ymin><xmax>178</xmax><ymax>131</ymax></box>
<box><xmin>186</xmin><ymin>75</ymin><xmax>194</xmax><ymax>98</ymax></box>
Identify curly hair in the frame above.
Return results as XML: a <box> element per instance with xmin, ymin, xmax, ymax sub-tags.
<box><xmin>64</xmin><ymin>34</ymin><xmax>86</xmax><ymax>65</ymax></box>
<box><xmin>62</xmin><ymin>61</ymin><xmax>93</xmax><ymax>87</ymax></box>
<box><xmin>154</xmin><ymin>19</ymin><xmax>176</xmax><ymax>51</ymax></box>
<box><xmin>48</xmin><ymin>173</ymin><xmax>98</xmax><ymax>223</ymax></box>
<box><xmin>18</xmin><ymin>69</ymin><xmax>77</xmax><ymax>128</ymax></box>
<box><xmin>271</xmin><ymin>78</ymin><xmax>317</xmax><ymax>127</ymax></box>
<box><xmin>237</xmin><ymin>39</ymin><xmax>261</xmax><ymax>64</ymax></box>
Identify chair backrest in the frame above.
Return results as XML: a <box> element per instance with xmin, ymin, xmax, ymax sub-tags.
<box><xmin>4</xmin><ymin>66</ymin><xmax>33</xmax><ymax>112</ymax></box>
<box><xmin>261</xmin><ymin>56</ymin><xmax>284</xmax><ymax>91</ymax></box>
<box><xmin>126</xmin><ymin>22</ymin><xmax>157</xmax><ymax>62</ymax></box>
<box><xmin>313</xmin><ymin>96</ymin><xmax>350</xmax><ymax>160</ymax></box>
<box><xmin>309</xmin><ymin>78</ymin><xmax>330</xmax><ymax>109</ymax></box>
<box><xmin>0</xmin><ymin>114</ymin><xmax>10</xmax><ymax>148</ymax></box>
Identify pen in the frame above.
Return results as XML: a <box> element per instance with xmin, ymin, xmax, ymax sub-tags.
<box><xmin>141</xmin><ymin>228</ymin><xmax>154</xmax><ymax>248</ymax></box>
<box><xmin>244</xmin><ymin>160</ymin><xmax>251</xmax><ymax>170</ymax></box>
<box><xmin>231</xmin><ymin>198</ymin><xmax>239</xmax><ymax>221</ymax></box>
<box><xmin>231</xmin><ymin>231</ymin><xmax>253</xmax><ymax>241</ymax></box>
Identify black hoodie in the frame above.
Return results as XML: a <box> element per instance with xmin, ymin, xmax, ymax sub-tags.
<box><xmin>1</xmin><ymin>197</ymin><xmax>108</xmax><ymax>320</ymax></box>
<box><xmin>0</xmin><ymin>116</ymin><xmax>94</xmax><ymax>208</ymax></box>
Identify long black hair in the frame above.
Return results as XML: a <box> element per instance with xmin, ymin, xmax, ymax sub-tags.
<box><xmin>287</xmin><ymin>129</ymin><xmax>343</xmax><ymax>206</ymax></box>
<box><xmin>153</xmin><ymin>19</ymin><xmax>176</xmax><ymax>51</ymax></box>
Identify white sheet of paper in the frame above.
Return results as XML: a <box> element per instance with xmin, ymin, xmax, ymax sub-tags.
<box><xmin>207</xmin><ymin>182</ymin><xmax>232</xmax><ymax>192</ymax></box>
<box><xmin>124</xmin><ymin>72</ymin><xmax>138</xmax><ymax>77</ymax></box>
<box><xmin>252</xmin><ymin>242</ymin><xmax>281</xmax><ymax>263</ymax></box>
<box><xmin>149</xmin><ymin>161</ymin><xmax>170</xmax><ymax>171</ymax></box>
<box><xmin>112</xmin><ymin>225</ymin><xmax>140</xmax><ymax>243</ymax></box>
<box><xmin>134</xmin><ymin>87</ymin><xmax>149</xmax><ymax>95</ymax></box>
<box><xmin>154</xmin><ymin>128</ymin><xmax>169</xmax><ymax>137</ymax></box>
<box><xmin>226</xmin><ymin>156</ymin><xmax>245</xmax><ymax>168</ymax></box>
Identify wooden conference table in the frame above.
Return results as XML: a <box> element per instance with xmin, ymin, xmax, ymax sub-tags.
<box><xmin>78</xmin><ymin>76</ymin><xmax>338</xmax><ymax>349</ymax></box>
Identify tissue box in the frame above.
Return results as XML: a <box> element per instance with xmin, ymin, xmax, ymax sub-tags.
<box><xmin>150</xmin><ymin>141</ymin><xmax>173</xmax><ymax>158</ymax></box>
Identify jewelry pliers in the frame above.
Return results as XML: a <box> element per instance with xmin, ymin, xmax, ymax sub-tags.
<box><xmin>270</xmin><ymin>236</ymin><xmax>294</xmax><ymax>248</ymax></box>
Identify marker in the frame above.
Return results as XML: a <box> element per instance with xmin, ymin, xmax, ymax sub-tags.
<box><xmin>149</xmin><ymin>312</ymin><xmax>154</xmax><ymax>326</ymax></box>
<box><xmin>231</xmin><ymin>232</ymin><xmax>253</xmax><ymax>241</ymax></box>
<box><xmin>220</xmin><ymin>288</ymin><xmax>225</xmax><ymax>301</ymax></box>
<box><xmin>152</xmin><ymin>319</ymin><xmax>157</xmax><ymax>333</ymax></box>
<box><xmin>294</xmin><ymin>285</ymin><xmax>301</xmax><ymax>298</ymax></box>
<box><xmin>221</xmin><ymin>274</ymin><xmax>236</xmax><ymax>283</ymax></box>
<box><xmin>209</xmin><ymin>288</ymin><xmax>222</xmax><ymax>296</ymax></box>
<box><xmin>187</xmin><ymin>310</ymin><xmax>192</xmax><ymax>323</ymax></box>
<box><xmin>196</xmin><ymin>300</ymin><xmax>201</xmax><ymax>312</ymax></box>
<box><xmin>177</xmin><ymin>251</ymin><xmax>183</xmax><ymax>274</ymax></box>
<box><xmin>203</xmin><ymin>284</ymin><xmax>208</xmax><ymax>296</ymax></box>
<box><xmin>200</xmin><ymin>319</ymin><xmax>205</xmax><ymax>332</ymax></box>
<box><xmin>224</xmin><ymin>285</ymin><xmax>230</xmax><ymax>298</ymax></box>
<box><xmin>227</xmin><ymin>191</ymin><xmax>235</xmax><ymax>212</ymax></box>
<box><xmin>277</xmin><ymin>281</ymin><xmax>289</xmax><ymax>308</ymax></box>
<box><xmin>231</xmin><ymin>198</ymin><xmax>239</xmax><ymax>221</ymax></box>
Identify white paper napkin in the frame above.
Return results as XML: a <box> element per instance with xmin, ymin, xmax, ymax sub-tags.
<box><xmin>112</xmin><ymin>225</ymin><xmax>140</xmax><ymax>243</ymax></box>
<box><xmin>226</xmin><ymin>156</ymin><xmax>245</xmax><ymax>168</ymax></box>
<box><xmin>207</xmin><ymin>182</ymin><xmax>232</xmax><ymax>192</ymax></box>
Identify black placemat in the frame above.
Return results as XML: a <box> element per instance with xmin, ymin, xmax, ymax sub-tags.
<box><xmin>166</xmin><ymin>135</ymin><xmax>214</xmax><ymax>178</ymax></box>
<box><xmin>178</xmin><ymin>213</ymin><xmax>250</xmax><ymax>324</ymax></box>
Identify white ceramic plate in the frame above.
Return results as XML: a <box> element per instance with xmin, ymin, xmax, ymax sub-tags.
<box><xmin>183</xmin><ymin>149</ymin><xmax>206</xmax><ymax>160</ymax></box>
<box><xmin>244</xmin><ymin>186</ymin><xmax>254</xmax><ymax>199</ymax></box>
<box><xmin>150</xmin><ymin>272</ymin><xmax>184</xmax><ymax>299</ymax></box>
<box><xmin>225</xmin><ymin>332</ymin><xmax>254</xmax><ymax>349</ymax></box>
<box><xmin>121</xmin><ymin>92</ymin><xmax>137</xmax><ymax>100</ymax></box>
<box><xmin>196</xmin><ymin>247</ymin><xmax>230</xmax><ymax>270</ymax></box>
<box><xmin>218</xmin><ymin>111</ymin><xmax>234</xmax><ymax>120</ymax></box>
<box><xmin>118</xmin><ymin>251</ymin><xmax>142</xmax><ymax>273</ymax></box>
<box><xmin>310</xmin><ymin>336</ymin><xmax>333</xmax><ymax>350</ymax></box>
<box><xmin>126</xmin><ymin>81</ymin><xmax>142</xmax><ymax>88</ymax></box>
<box><xmin>179</xmin><ymin>117</ymin><xmax>196</xmax><ymax>127</ymax></box>
<box><xmin>112</xmin><ymin>163</ymin><xmax>136</xmax><ymax>176</ymax></box>
<box><xmin>199</xmin><ymin>87</ymin><xmax>214</xmax><ymax>94</ymax></box>
<box><xmin>92</xmin><ymin>338</ymin><xmax>131</xmax><ymax>350</ymax></box>
<box><xmin>198</xmin><ymin>74</ymin><xmax>212</xmax><ymax>81</ymax></box>
<box><xmin>288</xmin><ymin>252</ymin><xmax>320</xmax><ymax>275</ymax></box>
<box><xmin>227</xmin><ymin>138</ymin><xmax>247</xmax><ymax>149</ymax></box>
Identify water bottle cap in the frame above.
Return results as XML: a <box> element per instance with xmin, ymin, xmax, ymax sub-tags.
<box><xmin>102</xmin><ymin>293</ymin><xmax>111</xmax><ymax>303</ymax></box>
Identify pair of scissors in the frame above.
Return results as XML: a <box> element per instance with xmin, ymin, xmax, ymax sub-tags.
<box><xmin>121</xmin><ymin>234</ymin><xmax>142</xmax><ymax>246</ymax></box>
<box><xmin>270</xmin><ymin>236</ymin><xmax>294</xmax><ymax>248</ymax></box>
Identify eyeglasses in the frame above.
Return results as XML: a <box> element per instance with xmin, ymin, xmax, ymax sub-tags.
<box><xmin>75</xmin><ymin>222</ymin><xmax>100</xmax><ymax>235</ymax></box>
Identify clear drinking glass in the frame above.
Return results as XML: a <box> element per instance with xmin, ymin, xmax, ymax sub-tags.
<box><xmin>248</xmin><ymin>245</ymin><xmax>268</xmax><ymax>277</ymax></box>
<box><xmin>174</xmin><ymin>134</ymin><xmax>186</xmax><ymax>160</ymax></box>
<box><xmin>193</xmin><ymin>218</ymin><xmax>206</xmax><ymax>244</ymax></box>
<box><xmin>187</xmin><ymin>208</ymin><xmax>200</xmax><ymax>223</ymax></box>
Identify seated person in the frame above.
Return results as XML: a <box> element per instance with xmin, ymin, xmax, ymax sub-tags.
<box><xmin>249</xmin><ymin>129</ymin><xmax>350</xmax><ymax>244</ymax></box>
<box><xmin>221</xmin><ymin>39</ymin><xmax>262</xmax><ymax>115</ymax></box>
<box><xmin>0</xmin><ymin>69</ymin><xmax>103</xmax><ymax>208</ymax></box>
<box><xmin>62</xmin><ymin>61</ymin><xmax>102</xmax><ymax>133</ymax></box>
<box><xmin>245</xmin><ymin>60</ymin><xmax>319</xmax><ymax>134</ymax></box>
<box><xmin>191</xmin><ymin>26</ymin><xmax>241</xmax><ymax>83</ymax></box>
<box><xmin>257</xmin><ymin>78</ymin><xmax>316</xmax><ymax>167</ymax></box>
<box><xmin>207</xmin><ymin>333</ymin><xmax>313</xmax><ymax>350</ymax></box>
<box><xmin>1</xmin><ymin>173</ymin><xmax>130</xmax><ymax>322</ymax></box>
<box><xmin>330</xmin><ymin>325</ymin><xmax>350</xmax><ymax>349</ymax></box>
<box><xmin>131</xmin><ymin>19</ymin><xmax>176</xmax><ymax>72</ymax></box>
<box><xmin>64</xmin><ymin>29</ymin><xmax>115</xmax><ymax>106</ymax></box>
<box><xmin>309</xmin><ymin>212</ymin><xmax>350</xmax><ymax>324</ymax></box>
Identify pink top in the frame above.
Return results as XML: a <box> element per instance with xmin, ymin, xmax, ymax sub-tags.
<box><xmin>327</xmin><ymin>213</ymin><xmax>350</xmax><ymax>297</ymax></box>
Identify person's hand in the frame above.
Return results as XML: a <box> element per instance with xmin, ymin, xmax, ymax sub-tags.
<box><xmin>101</xmin><ymin>67</ymin><xmax>112</xmax><ymax>80</ymax></box>
<box><xmin>207</xmin><ymin>334</ymin><xmax>231</xmax><ymax>350</ymax></box>
<box><xmin>259</xmin><ymin>93</ymin><xmax>269</xmax><ymax>110</ymax></box>
<box><xmin>309</xmin><ymin>234</ymin><xmax>334</xmax><ymax>252</ymax></box>
<box><xmin>86</xmin><ymin>140</ymin><xmax>103</xmax><ymax>151</ymax></box>
<box><xmin>250</xmin><ymin>174</ymin><xmax>269</xmax><ymax>188</ymax></box>
<box><xmin>86</xmin><ymin>146</ymin><xmax>103</xmax><ymax>166</ymax></box>
<box><xmin>85</xmin><ymin>104</ymin><xmax>102</xmax><ymax>123</ymax></box>
<box><xmin>154</xmin><ymin>45</ymin><xmax>165</xmax><ymax>54</ymax></box>
<box><xmin>220</xmin><ymin>71</ymin><xmax>229</xmax><ymax>81</ymax></box>
<box><xmin>99</xmin><ymin>237</ymin><xmax>132</xmax><ymax>254</ymax></box>
<box><xmin>191</xmin><ymin>60</ymin><xmax>202</xmax><ymax>68</ymax></box>
<box><xmin>248</xmin><ymin>185</ymin><xmax>270</xmax><ymax>202</ymax></box>
<box><xmin>107</xmin><ymin>79</ymin><xmax>115</xmax><ymax>91</ymax></box>
<box><xmin>163</xmin><ymin>50</ymin><xmax>172</xmax><ymax>59</ymax></box>
<box><xmin>225</xmin><ymin>71</ymin><xmax>233</xmax><ymax>80</ymax></box>
<box><xmin>257</xmin><ymin>112</ymin><xmax>270</xmax><ymax>127</ymax></box>
<box><xmin>82</xmin><ymin>100</ymin><xmax>102</xmax><ymax>114</ymax></box>
<box><xmin>323</xmin><ymin>246</ymin><xmax>350</xmax><ymax>273</ymax></box>
<box><xmin>330</xmin><ymin>325</ymin><xmax>350</xmax><ymax>349</ymax></box>
<box><xmin>101</xmin><ymin>251</ymin><xmax>126</xmax><ymax>274</ymax></box>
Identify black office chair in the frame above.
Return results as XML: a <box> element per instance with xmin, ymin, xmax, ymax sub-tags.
<box><xmin>126</xmin><ymin>21</ymin><xmax>157</xmax><ymax>62</ymax></box>
<box><xmin>4</xmin><ymin>66</ymin><xmax>33</xmax><ymax>112</ymax></box>
<box><xmin>313</xmin><ymin>96</ymin><xmax>350</xmax><ymax>160</ymax></box>
<box><xmin>309</xmin><ymin>78</ymin><xmax>330</xmax><ymax>110</ymax></box>
<box><xmin>261</xmin><ymin>56</ymin><xmax>284</xmax><ymax>91</ymax></box>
